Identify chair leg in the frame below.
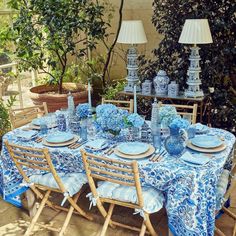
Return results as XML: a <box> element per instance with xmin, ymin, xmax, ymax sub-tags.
<box><xmin>214</xmin><ymin>226</ymin><xmax>226</xmax><ymax>236</ymax></box>
<box><xmin>67</xmin><ymin>196</ymin><xmax>93</xmax><ymax>221</ymax></box>
<box><xmin>59</xmin><ymin>193</ymin><xmax>81</xmax><ymax>236</ymax></box>
<box><xmin>100</xmin><ymin>204</ymin><xmax>115</xmax><ymax>236</ymax></box>
<box><xmin>139</xmin><ymin>221</ymin><xmax>147</xmax><ymax>236</ymax></box>
<box><xmin>24</xmin><ymin>190</ymin><xmax>51</xmax><ymax>236</ymax></box>
<box><xmin>144</xmin><ymin>213</ymin><xmax>158</xmax><ymax>236</ymax></box>
<box><xmin>96</xmin><ymin>200</ymin><xmax>115</xmax><ymax>229</ymax></box>
<box><xmin>222</xmin><ymin>206</ymin><xmax>236</xmax><ymax>220</ymax></box>
<box><xmin>233</xmin><ymin>223</ymin><xmax>236</xmax><ymax>236</ymax></box>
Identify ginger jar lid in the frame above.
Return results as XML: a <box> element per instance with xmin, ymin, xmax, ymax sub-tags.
<box><xmin>157</xmin><ymin>70</ymin><xmax>167</xmax><ymax>76</ymax></box>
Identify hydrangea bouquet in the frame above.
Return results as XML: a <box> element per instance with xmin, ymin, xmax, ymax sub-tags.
<box><xmin>95</xmin><ymin>104</ymin><xmax>129</xmax><ymax>135</ymax></box>
<box><xmin>126</xmin><ymin>113</ymin><xmax>144</xmax><ymax>128</ymax></box>
<box><xmin>159</xmin><ymin>105</ymin><xmax>180</xmax><ymax>126</ymax></box>
<box><xmin>170</xmin><ymin>117</ymin><xmax>190</xmax><ymax>130</ymax></box>
<box><xmin>76</xmin><ymin>103</ymin><xmax>90</xmax><ymax>119</ymax></box>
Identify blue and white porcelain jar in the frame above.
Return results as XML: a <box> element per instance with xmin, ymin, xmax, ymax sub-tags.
<box><xmin>168</xmin><ymin>81</ymin><xmax>179</xmax><ymax>97</ymax></box>
<box><xmin>154</xmin><ymin>70</ymin><xmax>170</xmax><ymax>96</ymax></box>
<box><xmin>142</xmin><ymin>80</ymin><xmax>152</xmax><ymax>95</ymax></box>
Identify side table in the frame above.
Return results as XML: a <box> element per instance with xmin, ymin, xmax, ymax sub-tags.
<box><xmin>118</xmin><ymin>91</ymin><xmax>209</xmax><ymax>123</ymax></box>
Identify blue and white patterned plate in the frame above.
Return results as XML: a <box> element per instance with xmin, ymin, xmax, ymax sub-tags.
<box><xmin>46</xmin><ymin>132</ymin><xmax>74</xmax><ymax>143</ymax></box>
<box><xmin>191</xmin><ymin>135</ymin><xmax>222</xmax><ymax>149</ymax></box>
<box><xmin>117</xmin><ymin>142</ymin><xmax>149</xmax><ymax>155</ymax></box>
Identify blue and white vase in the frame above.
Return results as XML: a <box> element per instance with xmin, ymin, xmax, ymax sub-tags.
<box><xmin>154</xmin><ymin>70</ymin><xmax>170</xmax><ymax>96</ymax></box>
<box><xmin>142</xmin><ymin>80</ymin><xmax>152</xmax><ymax>95</ymax></box>
<box><xmin>164</xmin><ymin>125</ymin><xmax>186</xmax><ymax>156</ymax></box>
<box><xmin>57</xmin><ymin>114</ymin><xmax>67</xmax><ymax>132</ymax></box>
<box><xmin>168</xmin><ymin>81</ymin><xmax>179</xmax><ymax>97</ymax></box>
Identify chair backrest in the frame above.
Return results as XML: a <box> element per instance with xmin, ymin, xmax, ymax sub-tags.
<box><xmin>9</xmin><ymin>102</ymin><xmax>48</xmax><ymax>129</ymax></box>
<box><xmin>102</xmin><ymin>98</ymin><xmax>134</xmax><ymax>113</ymax></box>
<box><xmin>4</xmin><ymin>141</ymin><xmax>67</xmax><ymax>193</ymax></box>
<box><xmin>81</xmin><ymin>149</ymin><xmax>144</xmax><ymax>208</ymax></box>
<box><xmin>158</xmin><ymin>102</ymin><xmax>198</xmax><ymax>124</ymax></box>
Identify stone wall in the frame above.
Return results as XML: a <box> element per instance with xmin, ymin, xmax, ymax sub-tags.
<box><xmin>95</xmin><ymin>0</ymin><xmax>162</xmax><ymax>81</ymax></box>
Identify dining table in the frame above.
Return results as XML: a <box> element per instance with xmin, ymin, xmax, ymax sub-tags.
<box><xmin>0</xmin><ymin>118</ymin><xmax>235</xmax><ymax>236</ymax></box>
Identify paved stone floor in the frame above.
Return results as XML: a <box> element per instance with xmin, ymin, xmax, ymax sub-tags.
<box><xmin>0</xmin><ymin>187</ymin><xmax>236</xmax><ymax>236</ymax></box>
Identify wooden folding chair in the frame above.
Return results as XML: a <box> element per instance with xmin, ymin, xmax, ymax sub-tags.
<box><xmin>215</xmin><ymin>159</ymin><xmax>236</xmax><ymax>236</ymax></box>
<box><xmin>9</xmin><ymin>102</ymin><xmax>48</xmax><ymax>129</ymax></box>
<box><xmin>81</xmin><ymin>149</ymin><xmax>164</xmax><ymax>236</ymax></box>
<box><xmin>5</xmin><ymin>141</ymin><xmax>92</xmax><ymax>236</ymax></box>
<box><xmin>158</xmin><ymin>102</ymin><xmax>198</xmax><ymax>124</ymax></box>
<box><xmin>102</xmin><ymin>97</ymin><xmax>134</xmax><ymax>113</ymax></box>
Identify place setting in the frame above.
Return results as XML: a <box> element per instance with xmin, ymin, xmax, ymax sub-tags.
<box><xmin>187</xmin><ymin>134</ymin><xmax>226</xmax><ymax>153</ymax></box>
<box><xmin>112</xmin><ymin>141</ymin><xmax>156</xmax><ymax>160</ymax></box>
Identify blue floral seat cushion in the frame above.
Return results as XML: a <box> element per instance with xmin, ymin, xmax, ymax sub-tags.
<box><xmin>96</xmin><ymin>181</ymin><xmax>164</xmax><ymax>214</ymax></box>
<box><xmin>29</xmin><ymin>172</ymin><xmax>88</xmax><ymax>197</ymax></box>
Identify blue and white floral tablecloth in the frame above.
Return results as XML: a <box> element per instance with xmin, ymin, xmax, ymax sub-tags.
<box><xmin>0</xmin><ymin>126</ymin><xmax>235</xmax><ymax>236</ymax></box>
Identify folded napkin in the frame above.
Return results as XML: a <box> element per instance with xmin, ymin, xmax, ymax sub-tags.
<box><xmin>85</xmin><ymin>139</ymin><xmax>107</xmax><ymax>150</ymax></box>
<box><xmin>181</xmin><ymin>151</ymin><xmax>210</xmax><ymax>165</ymax></box>
<box><xmin>194</xmin><ymin>123</ymin><xmax>208</xmax><ymax>134</ymax></box>
<box><xmin>16</xmin><ymin>130</ymin><xmax>38</xmax><ymax>140</ymax></box>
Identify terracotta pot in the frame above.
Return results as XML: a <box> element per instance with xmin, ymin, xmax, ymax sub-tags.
<box><xmin>29</xmin><ymin>83</ymin><xmax>88</xmax><ymax>112</ymax></box>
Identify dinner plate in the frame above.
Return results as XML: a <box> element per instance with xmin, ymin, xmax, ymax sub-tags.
<box><xmin>117</xmin><ymin>142</ymin><xmax>149</xmax><ymax>155</ymax></box>
<box><xmin>114</xmin><ymin>144</ymin><xmax>155</xmax><ymax>160</ymax></box>
<box><xmin>42</xmin><ymin>135</ymin><xmax>79</xmax><ymax>147</ymax></box>
<box><xmin>191</xmin><ymin>135</ymin><xmax>222</xmax><ymax>149</ymax></box>
<box><xmin>31</xmin><ymin>117</ymin><xmax>57</xmax><ymax>129</ymax></box>
<box><xmin>187</xmin><ymin>141</ymin><xmax>226</xmax><ymax>153</ymax></box>
<box><xmin>46</xmin><ymin>132</ymin><xmax>74</xmax><ymax>143</ymax></box>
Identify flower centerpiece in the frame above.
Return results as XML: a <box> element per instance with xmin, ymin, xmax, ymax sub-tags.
<box><xmin>126</xmin><ymin>113</ymin><xmax>145</xmax><ymax>128</ymax></box>
<box><xmin>95</xmin><ymin>104</ymin><xmax>129</xmax><ymax>136</ymax></box>
<box><xmin>125</xmin><ymin>113</ymin><xmax>145</xmax><ymax>141</ymax></box>
<box><xmin>76</xmin><ymin>103</ymin><xmax>90</xmax><ymax>120</ymax></box>
<box><xmin>159</xmin><ymin>105</ymin><xmax>180</xmax><ymax>127</ymax></box>
<box><xmin>169</xmin><ymin>117</ymin><xmax>190</xmax><ymax>130</ymax></box>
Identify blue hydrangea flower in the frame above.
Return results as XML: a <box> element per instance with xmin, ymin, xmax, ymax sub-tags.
<box><xmin>159</xmin><ymin>105</ymin><xmax>180</xmax><ymax>126</ymax></box>
<box><xmin>76</xmin><ymin>103</ymin><xmax>90</xmax><ymax>119</ymax></box>
<box><xmin>170</xmin><ymin>117</ymin><xmax>190</xmax><ymax>130</ymax></box>
<box><xmin>95</xmin><ymin>104</ymin><xmax>129</xmax><ymax>134</ymax></box>
<box><xmin>127</xmin><ymin>113</ymin><xmax>144</xmax><ymax>128</ymax></box>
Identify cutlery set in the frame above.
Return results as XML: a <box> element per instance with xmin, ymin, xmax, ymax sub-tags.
<box><xmin>103</xmin><ymin>144</ymin><xmax>117</xmax><ymax>156</ymax></box>
<box><xmin>68</xmin><ymin>140</ymin><xmax>87</xmax><ymax>149</ymax></box>
<box><xmin>149</xmin><ymin>149</ymin><xmax>167</xmax><ymax>162</ymax></box>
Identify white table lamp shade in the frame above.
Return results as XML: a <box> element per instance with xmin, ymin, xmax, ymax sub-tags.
<box><xmin>178</xmin><ymin>19</ymin><xmax>213</xmax><ymax>44</ymax></box>
<box><xmin>117</xmin><ymin>20</ymin><xmax>147</xmax><ymax>44</ymax></box>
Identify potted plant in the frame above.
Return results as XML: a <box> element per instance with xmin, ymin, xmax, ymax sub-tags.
<box><xmin>3</xmin><ymin>0</ymin><xmax>108</xmax><ymax>112</ymax></box>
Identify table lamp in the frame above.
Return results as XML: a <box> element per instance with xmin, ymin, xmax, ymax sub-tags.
<box><xmin>178</xmin><ymin>19</ymin><xmax>213</xmax><ymax>97</ymax></box>
<box><xmin>117</xmin><ymin>20</ymin><xmax>147</xmax><ymax>93</ymax></box>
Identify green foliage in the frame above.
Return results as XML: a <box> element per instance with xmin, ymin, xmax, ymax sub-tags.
<box><xmin>2</xmin><ymin>0</ymin><xmax>109</xmax><ymax>93</ymax></box>
<box><xmin>138</xmin><ymin>0</ymin><xmax>236</xmax><ymax>133</ymax></box>
<box><xmin>103</xmin><ymin>81</ymin><xmax>126</xmax><ymax>100</ymax></box>
<box><xmin>0</xmin><ymin>95</ymin><xmax>16</xmax><ymax>137</ymax></box>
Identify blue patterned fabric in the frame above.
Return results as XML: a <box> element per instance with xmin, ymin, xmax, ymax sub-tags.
<box><xmin>95</xmin><ymin>181</ymin><xmax>164</xmax><ymax>214</ymax></box>
<box><xmin>29</xmin><ymin>172</ymin><xmax>88</xmax><ymax>197</ymax></box>
<box><xmin>0</xmin><ymin>126</ymin><xmax>235</xmax><ymax>236</ymax></box>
